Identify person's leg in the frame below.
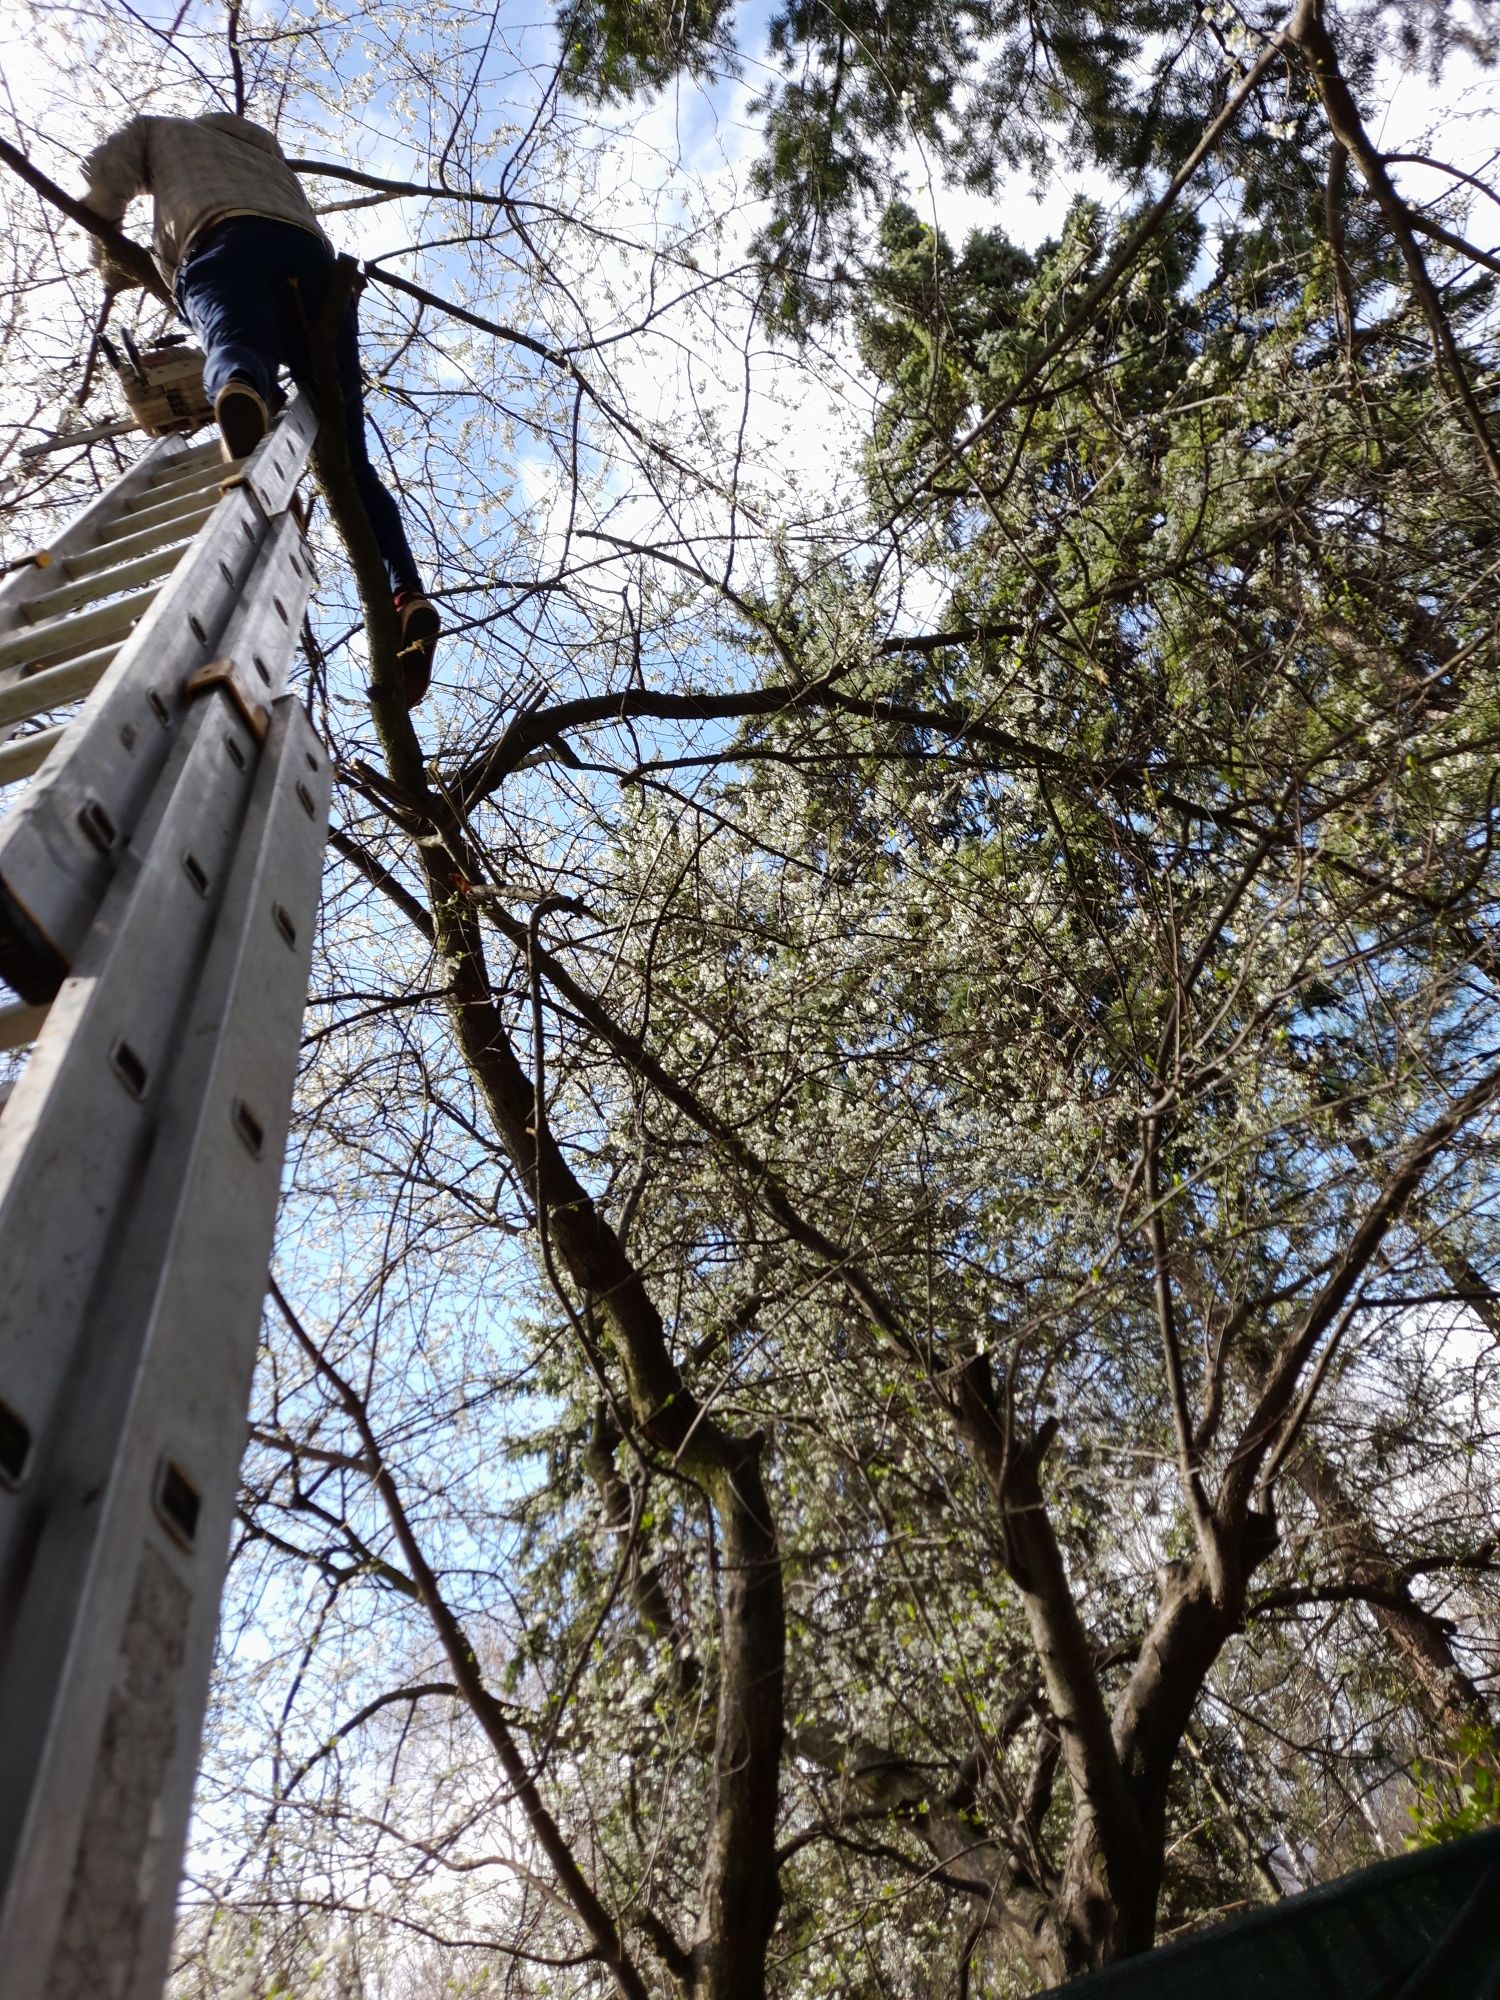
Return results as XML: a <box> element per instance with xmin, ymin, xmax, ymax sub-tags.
<box><xmin>176</xmin><ymin>222</ymin><xmax>283</xmax><ymax>402</ymax></box>
<box><xmin>276</xmin><ymin>244</ymin><xmax>425</xmax><ymax>597</ymax></box>
<box><xmin>279</xmin><ymin>243</ymin><xmax>437</xmax><ymax>702</ymax></box>
<box><xmin>330</xmin><ymin>299</ymin><xmax>428</xmax><ymax>604</ymax></box>
<box><xmin>176</xmin><ymin>222</ymin><xmax>281</xmax><ymax>457</ymax></box>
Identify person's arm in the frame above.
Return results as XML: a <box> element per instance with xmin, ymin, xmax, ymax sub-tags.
<box><xmin>79</xmin><ymin>119</ymin><xmax>150</xmax><ymax>287</ymax></box>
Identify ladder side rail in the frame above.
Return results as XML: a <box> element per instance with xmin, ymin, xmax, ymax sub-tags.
<box><xmin>0</xmin><ymin>514</ymin><xmax>316</xmax><ymax>1575</ymax></box>
<box><xmin>0</xmin><ymin>488</ymin><xmax>268</xmax><ymax>999</ymax></box>
<box><xmin>0</xmin><ymin>516</ymin><xmax>311</xmax><ymax>1068</ymax></box>
<box><xmin>0</xmin><ymin>697</ymin><xmax>329</xmax><ymax>2000</ymax></box>
<box><xmin>0</xmin><ymin>402</ymin><xmax>317</xmax><ymax>1002</ymax></box>
<box><xmin>0</xmin><ymin>390</ymin><xmax>324</xmax><ymax>1995</ymax></box>
<box><xmin>202</xmin><ymin>501</ymin><xmax>320</xmax><ymax>711</ymax></box>
<box><xmin>234</xmin><ymin>392</ymin><xmax>318</xmax><ymax>521</ymax></box>
<box><xmin>0</xmin><ymin>697</ymin><xmax>275</xmax><ymax>1585</ymax></box>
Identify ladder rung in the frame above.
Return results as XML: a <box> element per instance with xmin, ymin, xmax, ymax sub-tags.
<box><xmin>0</xmin><ymin>439</ymin><xmax>182</xmax><ymax>628</ymax></box>
<box><xmin>99</xmin><ymin>485</ymin><xmax>221</xmax><ymax>547</ymax></box>
<box><xmin>144</xmin><ymin>437</ymin><xmax>220</xmax><ymax>483</ymax></box>
<box><xmin>163</xmin><ymin>435</ymin><xmax>220</xmax><ymax>470</ymax></box>
<box><xmin>66</xmin><ymin>502</ymin><xmax>216</xmax><ymax>577</ymax></box>
<box><xmin>21</xmin><ymin>541</ymin><xmax>188</xmax><ymax>626</ymax></box>
<box><xmin>136</xmin><ymin>458</ymin><xmax>237</xmax><ymax>510</ymax></box>
<box><xmin>0</xmin><ymin>998</ymin><xmax>48</xmax><ymax>1053</ymax></box>
<box><xmin>0</xmin><ymin>726</ymin><xmax>65</xmax><ymax>788</ymax></box>
<box><xmin>0</xmin><ymin>645</ymin><xmax>119</xmax><ymax>732</ymax></box>
<box><xmin>0</xmin><ymin>582</ymin><xmax>157</xmax><ymax>677</ymax></box>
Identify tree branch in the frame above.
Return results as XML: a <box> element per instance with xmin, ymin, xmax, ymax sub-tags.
<box><xmin>0</xmin><ymin>133</ymin><xmax>172</xmax><ymax>304</ymax></box>
<box><xmin>1220</xmin><ymin>1061</ymin><xmax>1500</xmax><ymax>1522</ymax></box>
<box><xmin>1290</xmin><ymin>0</ymin><xmax>1500</xmax><ymax>487</ymax></box>
<box><xmin>270</xmin><ymin>1277</ymin><xmax>653</xmax><ymax>2000</ymax></box>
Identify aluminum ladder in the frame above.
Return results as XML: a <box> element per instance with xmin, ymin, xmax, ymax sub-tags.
<box><xmin>0</xmin><ymin>398</ymin><xmax>332</xmax><ymax>2000</ymax></box>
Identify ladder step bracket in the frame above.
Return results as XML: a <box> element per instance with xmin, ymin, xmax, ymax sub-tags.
<box><xmin>0</xmin><ymin>489</ymin><xmax>270</xmax><ymax>1001</ymax></box>
<box><xmin>185</xmin><ymin>662</ymin><xmax>269</xmax><ymax>747</ymax></box>
<box><xmin>0</xmin><ymin>552</ymin><xmax>52</xmax><ymax>580</ymax></box>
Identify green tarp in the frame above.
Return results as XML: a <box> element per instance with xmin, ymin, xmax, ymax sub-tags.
<box><xmin>1044</xmin><ymin>1828</ymin><xmax>1500</xmax><ymax>1998</ymax></box>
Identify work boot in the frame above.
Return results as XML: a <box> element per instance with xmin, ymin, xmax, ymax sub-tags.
<box><xmin>214</xmin><ymin>378</ymin><xmax>270</xmax><ymax>464</ymax></box>
<box><xmin>395</xmin><ymin>592</ymin><xmax>441</xmax><ymax>708</ymax></box>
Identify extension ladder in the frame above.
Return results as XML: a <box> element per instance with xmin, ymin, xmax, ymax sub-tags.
<box><xmin>0</xmin><ymin>399</ymin><xmax>331</xmax><ymax>2000</ymax></box>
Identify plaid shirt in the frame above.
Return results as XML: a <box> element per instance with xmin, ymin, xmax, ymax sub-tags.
<box><xmin>81</xmin><ymin>113</ymin><xmax>332</xmax><ymax>288</ymax></box>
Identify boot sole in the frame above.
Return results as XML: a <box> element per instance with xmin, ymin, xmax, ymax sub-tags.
<box><xmin>215</xmin><ymin>385</ymin><xmax>270</xmax><ymax>464</ymax></box>
<box><xmin>398</xmin><ymin>604</ymin><xmax>441</xmax><ymax>707</ymax></box>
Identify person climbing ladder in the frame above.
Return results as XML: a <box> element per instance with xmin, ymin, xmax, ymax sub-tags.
<box><xmin>79</xmin><ymin>110</ymin><xmax>440</xmax><ymax>706</ymax></box>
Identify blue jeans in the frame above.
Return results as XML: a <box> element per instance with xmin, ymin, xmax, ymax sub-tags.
<box><xmin>176</xmin><ymin>217</ymin><xmax>423</xmax><ymax>597</ymax></box>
